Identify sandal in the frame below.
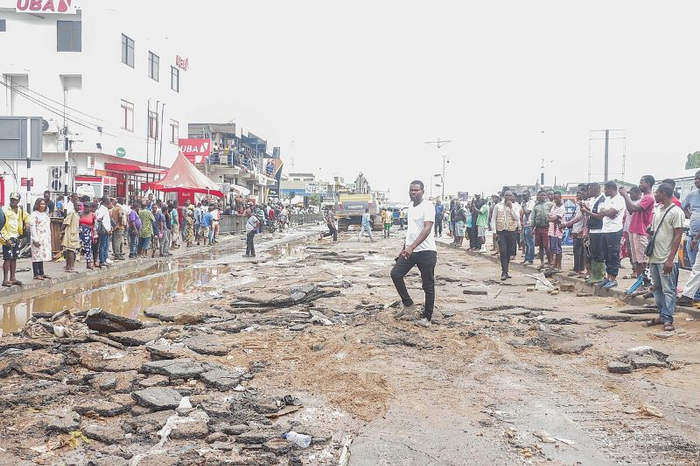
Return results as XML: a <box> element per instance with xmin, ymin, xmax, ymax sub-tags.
<box><xmin>41</xmin><ymin>275</ymin><xmax>51</xmax><ymax>279</ymax></box>
<box><xmin>643</xmin><ymin>317</ymin><xmax>663</xmax><ymax>327</ymax></box>
<box><xmin>1</xmin><ymin>282</ymin><xmax>11</xmax><ymax>287</ymax></box>
<box><xmin>621</xmin><ymin>274</ymin><xmax>637</xmax><ymax>280</ymax></box>
<box><xmin>33</xmin><ymin>276</ymin><xmax>45</xmax><ymax>281</ymax></box>
<box><xmin>10</xmin><ymin>280</ymin><xmax>23</xmax><ymax>286</ymax></box>
<box><xmin>663</xmin><ymin>322</ymin><xmax>675</xmax><ymax>332</ymax></box>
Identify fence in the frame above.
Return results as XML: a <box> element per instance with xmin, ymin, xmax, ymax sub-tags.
<box><xmin>218</xmin><ymin>213</ymin><xmax>323</xmax><ymax>235</ymax></box>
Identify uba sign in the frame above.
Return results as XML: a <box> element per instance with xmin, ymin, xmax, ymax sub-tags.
<box><xmin>179</xmin><ymin>138</ymin><xmax>210</xmax><ymax>164</ymax></box>
<box><xmin>14</xmin><ymin>0</ymin><xmax>78</xmax><ymax>14</ymax></box>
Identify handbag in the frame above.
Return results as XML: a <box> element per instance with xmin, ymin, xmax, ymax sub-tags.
<box><xmin>96</xmin><ymin>219</ymin><xmax>107</xmax><ymax>236</ymax></box>
<box><xmin>645</xmin><ymin>205</ymin><xmax>676</xmax><ymax>257</ymax></box>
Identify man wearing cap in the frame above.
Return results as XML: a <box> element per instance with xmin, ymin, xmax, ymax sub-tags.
<box><xmin>0</xmin><ymin>192</ymin><xmax>31</xmax><ymax>287</ymax></box>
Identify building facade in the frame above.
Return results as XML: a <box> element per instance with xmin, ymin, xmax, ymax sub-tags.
<box><xmin>0</xmin><ymin>0</ymin><xmax>189</xmax><ymax>205</ymax></box>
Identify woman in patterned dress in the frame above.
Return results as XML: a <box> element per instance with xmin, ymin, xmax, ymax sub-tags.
<box><xmin>30</xmin><ymin>198</ymin><xmax>52</xmax><ymax>280</ymax></box>
<box><xmin>79</xmin><ymin>203</ymin><xmax>95</xmax><ymax>270</ymax></box>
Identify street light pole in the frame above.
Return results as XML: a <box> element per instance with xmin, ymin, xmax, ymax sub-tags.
<box><xmin>425</xmin><ymin>137</ymin><xmax>452</xmax><ymax>200</ymax></box>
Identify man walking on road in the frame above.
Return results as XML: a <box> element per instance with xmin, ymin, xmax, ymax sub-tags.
<box><xmin>321</xmin><ymin>207</ymin><xmax>338</xmax><ymax>242</ymax></box>
<box><xmin>434</xmin><ymin>199</ymin><xmax>444</xmax><ymax>237</ymax></box>
<box><xmin>391</xmin><ymin>180</ymin><xmax>437</xmax><ymax>328</ymax></box>
<box><xmin>491</xmin><ymin>190</ymin><xmax>521</xmax><ymax>280</ymax></box>
<box><xmin>645</xmin><ymin>183</ymin><xmax>684</xmax><ymax>332</ymax></box>
<box><xmin>245</xmin><ymin>208</ymin><xmax>260</xmax><ymax>257</ymax></box>
<box><xmin>358</xmin><ymin>208</ymin><xmax>374</xmax><ymax>242</ymax></box>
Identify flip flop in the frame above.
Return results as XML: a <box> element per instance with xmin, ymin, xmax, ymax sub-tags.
<box><xmin>2</xmin><ymin>282</ymin><xmax>11</xmax><ymax>287</ymax></box>
<box><xmin>643</xmin><ymin>317</ymin><xmax>663</xmax><ymax>327</ymax></box>
<box><xmin>663</xmin><ymin>322</ymin><xmax>675</xmax><ymax>332</ymax></box>
<box><xmin>10</xmin><ymin>280</ymin><xmax>23</xmax><ymax>286</ymax></box>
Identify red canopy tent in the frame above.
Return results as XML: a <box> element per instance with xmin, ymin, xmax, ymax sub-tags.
<box><xmin>142</xmin><ymin>150</ymin><xmax>224</xmax><ymax>197</ymax></box>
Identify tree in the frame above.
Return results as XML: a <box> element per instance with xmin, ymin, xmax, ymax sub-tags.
<box><xmin>309</xmin><ymin>193</ymin><xmax>321</xmax><ymax>206</ymax></box>
<box><xmin>686</xmin><ymin>151</ymin><xmax>700</xmax><ymax>170</ymax></box>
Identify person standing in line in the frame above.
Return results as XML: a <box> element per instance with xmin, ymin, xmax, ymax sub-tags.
<box><xmin>210</xmin><ymin>203</ymin><xmax>221</xmax><ymax>244</ymax></box>
<box><xmin>644</xmin><ymin>183</ymin><xmax>684</xmax><ymax>332</ymax></box>
<box><xmin>562</xmin><ymin>189</ymin><xmax>588</xmax><ymax>277</ymax></box>
<box><xmin>661</xmin><ymin>178</ymin><xmax>682</xmax><ymax>207</ymax></box>
<box><xmin>201</xmin><ymin>206</ymin><xmax>213</xmax><ymax>246</ymax></box>
<box><xmin>488</xmin><ymin>194</ymin><xmax>501</xmax><ymax>255</ymax></box>
<box><xmin>399</xmin><ymin>208</ymin><xmax>405</xmax><ymax>230</ymax></box>
<box><xmin>30</xmin><ymin>198</ymin><xmax>52</xmax><ymax>281</ymax></box>
<box><xmin>383</xmin><ymin>208</ymin><xmax>393</xmax><ymax>238</ymax></box>
<box><xmin>434</xmin><ymin>199</ymin><xmax>444</xmax><ymax>237</ymax></box>
<box><xmin>453</xmin><ymin>202</ymin><xmax>467</xmax><ymax>247</ymax></box>
<box><xmin>43</xmin><ymin>190</ymin><xmax>55</xmax><ymax>216</ymax></box>
<box><xmin>585</xmin><ymin>181</ymin><xmax>625</xmax><ymax>289</ymax></box>
<box><xmin>194</xmin><ymin>202</ymin><xmax>203</xmax><ymax>245</ymax></box>
<box><xmin>244</xmin><ymin>208</ymin><xmax>260</xmax><ymax>257</ymax></box>
<box><xmin>449</xmin><ymin>199</ymin><xmax>457</xmax><ymax>240</ymax></box>
<box><xmin>170</xmin><ymin>202</ymin><xmax>180</xmax><ymax>249</ymax></box>
<box><xmin>95</xmin><ymin>196</ymin><xmax>113</xmax><ymax>268</ymax></box>
<box><xmin>681</xmin><ymin>171</ymin><xmax>700</xmax><ymax>271</ymax></box>
<box><xmin>547</xmin><ymin>192</ymin><xmax>565</xmax><ymax>273</ymax></box>
<box><xmin>358</xmin><ymin>208</ymin><xmax>374</xmax><ymax>242</ymax></box>
<box><xmin>581</xmin><ymin>183</ymin><xmax>606</xmax><ymax>284</ymax></box>
<box><xmin>61</xmin><ymin>203</ymin><xmax>80</xmax><ymax>273</ymax></box>
<box><xmin>138</xmin><ymin>203</ymin><xmax>155</xmax><ymax>257</ymax></box>
<box><xmin>127</xmin><ymin>201</ymin><xmax>141</xmax><ymax>259</ymax></box>
<box><xmin>520</xmin><ymin>191</ymin><xmax>535</xmax><ymax>264</ymax></box>
<box><xmin>110</xmin><ymin>197</ymin><xmax>126</xmax><ymax>261</ymax></box>
<box><xmin>621</xmin><ymin>177</ymin><xmax>656</xmax><ymax>281</ymax></box>
<box><xmin>0</xmin><ymin>193</ymin><xmax>30</xmax><ymax>287</ymax></box>
<box><xmin>391</xmin><ymin>180</ymin><xmax>437</xmax><ymax>328</ymax></box>
<box><xmin>159</xmin><ymin>204</ymin><xmax>172</xmax><ymax>257</ymax></box>
<box><xmin>78</xmin><ymin>202</ymin><xmax>96</xmax><ymax>270</ymax></box>
<box><xmin>321</xmin><ymin>207</ymin><xmax>338</xmax><ymax>242</ymax></box>
<box><xmin>530</xmin><ymin>190</ymin><xmax>553</xmax><ymax>269</ymax></box>
<box><xmin>185</xmin><ymin>208</ymin><xmax>195</xmax><ymax>247</ymax></box>
<box><xmin>491</xmin><ymin>190</ymin><xmax>521</xmax><ymax>281</ymax></box>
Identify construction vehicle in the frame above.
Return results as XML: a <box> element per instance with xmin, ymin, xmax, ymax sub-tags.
<box><xmin>334</xmin><ymin>193</ymin><xmax>383</xmax><ymax>231</ymax></box>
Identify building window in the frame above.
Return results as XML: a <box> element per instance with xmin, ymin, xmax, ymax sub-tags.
<box><xmin>170</xmin><ymin>120</ymin><xmax>179</xmax><ymax>144</ymax></box>
<box><xmin>148</xmin><ymin>110</ymin><xmax>158</xmax><ymax>139</ymax></box>
<box><xmin>121</xmin><ymin>34</ymin><xmax>135</xmax><ymax>68</ymax></box>
<box><xmin>57</xmin><ymin>20</ymin><xmax>81</xmax><ymax>52</ymax></box>
<box><xmin>120</xmin><ymin>100</ymin><xmax>134</xmax><ymax>132</ymax></box>
<box><xmin>170</xmin><ymin>66</ymin><xmax>179</xmax><ymax>93</ymax></box>
<box><xmin>148</xmin><ymin>52</ymin><xmax>159</xmax><ymax>81</ymax></box>
<box><xmin>0</xmin><ymin>20</ymin><xmax>6</xmax><ymax>32</ymax></box>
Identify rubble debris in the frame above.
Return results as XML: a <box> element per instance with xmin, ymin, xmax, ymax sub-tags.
<box><xmin>83</xmin><ymin>308</ymin><xmax>144</xmax><ymax>333</ymax></box>
<box><xmin>640</xmin><ymin>405</ymin><xmax>664</xmax><ymax>418</ymax></box>
<box><xmin>107</xmin><ymin>326</ymin><xmax>164</xmax><ymax>346</ymax></box>
<box><xmin>183</xmin><ymin>336</ymin><xmax>229</xmax><ymax>356</ymax></box>
<box><xmin>82</xmin><ymin>423</ymin><xmax>125</xmax><ymax>443</ymax></box>
<box><xmin>608</xmin><ymin>361</ymin><xmax>633</xmax><ymax>374</ymax></box>
<box><xmin>533</xmin><ymin>430</ymin><xmax>556</xmax><ymax>443</ymax></box>
<box><xmin>46</xmin><ymin>411</ymin><xmax>81</xmax><ymax>433</ymax></box>
<box><xmin>132</xmin><ymin>387</ymin><xmax>182</xmax><ymax>410</ymax></box>
<box><xmin>591</xmin><ymin>314</ymin><xmax>632</xmax><ymax>322</ymax></box>
<box><xmin>520</xmin><ymin>330</ymin><xmax>592</xmax><ymax>354</ymax></box>
<box><xmin>141</xmin><ymin>358</ymin><xmax>208</xmax><ymax>380</ymax></box>
<box><xmin>463</xmin><ymin>288</ymin><xmax>488</xmax><ymax>296</ymax></box>
<box><xmin>231</xmin><ymin>285</ymin><xmax>341</xmax><ymax>311</ymax></box>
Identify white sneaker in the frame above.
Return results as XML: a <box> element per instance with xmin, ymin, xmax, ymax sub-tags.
<box><xmin>106</xmin><ymin>258</ymin><xmax>114</xmax><ymax>264</ymax></box>
<box><xmin>415</xmin><ymin>318</ymin><xmax>431</xmax><ymax>328</ymax></box>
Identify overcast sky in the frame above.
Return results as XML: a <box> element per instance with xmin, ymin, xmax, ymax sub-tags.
<box><xmin>178</xmin><ymin>0</ymin><xmax>700</xmax><ymax>202</ymax></box>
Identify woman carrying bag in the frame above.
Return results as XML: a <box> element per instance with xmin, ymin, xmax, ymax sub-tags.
<box><xmin>30</xmin><ymin>198</ymin><xmax>52</xmax><ymax>280</ymax></box>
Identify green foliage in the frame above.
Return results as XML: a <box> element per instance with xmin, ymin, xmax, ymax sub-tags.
<box><xmin>309</xmin><ymin>193</ymin><xmax>321</xmax><ymax>205</ymax></box>
<box><xmin>685</xmin><ymin>151</ymin><xmax>700</xmax><ymax>170</ymax></box>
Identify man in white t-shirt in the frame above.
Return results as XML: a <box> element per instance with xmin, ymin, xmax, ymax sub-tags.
<box><xmin>586</xmin><ymin>181</ymin><xmax>625</xmax><ymax>289</ymax></box>
<box><xmin>391</xmin><ymin>180</ymin><xmax>437</xmax><ymax>328</ymax></box>
<box><xmin>244</xmin><ymin>208</ymin><xmax>260</xmax><ymax>257</ymax></box>
<box><xmin>95</xmin><ymin>196</ymin><xmax>113</xmax><ymax>268</ymax></box>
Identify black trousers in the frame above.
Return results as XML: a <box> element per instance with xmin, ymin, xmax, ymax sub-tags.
<box><xmin>322</xmin><ymin>224</ymin><xmax>338</xmax><ymax>241</ymax></box>
<box><xmin>390</xmin><ymin>250</ymin><xmax>438</xmax><ymax>320</ymax></box>
<box><xmin>497</xmin><ymin>230</ymin><xmax>517</xmax><ymax>274</ymax></box>
<box><xmin>246</xmin><ymin>231</ymin><xmax>256</xmax><ymax>256</ymax></box>
<box><xmin>434</xmin><ymin>216</ymin><xmax>443</xmax><ymax>236</ymax></box>
<box><xmin>589</xmin><ymin>232</ymin><xmax>604</xmax><ymax>262</ymax></box>
<box><xmin>32</xmin><ymin>261</ymin><xmax>45</xmax><ymax>277</ymax></box>
<box><xmin>601</xmin><ymin>230</ymin><xmax>622</xmax><ymax>277</ymax></box>
<box><xmin>573</xmin><ymin>235</ymin><xmax>585</xmax><ymax>272</ymax></box>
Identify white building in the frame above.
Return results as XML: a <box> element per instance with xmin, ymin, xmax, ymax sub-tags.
<box><xmin>0</xmin><ymin>0</ymin><xmax>190</xmax><ymax>205</ymax></box>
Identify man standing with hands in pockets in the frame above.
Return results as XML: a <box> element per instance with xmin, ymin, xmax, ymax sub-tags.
<box><xmin>391</xmin><ymin>180</ymin><xmax>437</xmax><ymax>328</ymax></box>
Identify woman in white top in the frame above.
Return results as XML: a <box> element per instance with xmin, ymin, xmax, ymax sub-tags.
<box><xmin>30</xmin><ymin>198</ymin><xmax>52</xmax><ymax>280</ymax></box>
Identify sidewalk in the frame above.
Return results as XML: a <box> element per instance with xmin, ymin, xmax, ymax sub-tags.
<box><xmin>0</xmin><ymin>228</ymin><xmax>310</xmax><ymax>301</ymax></box>
<box><xmin>436</xmin><ymin>234</ymin><xmax>700</xmax><ymax>320</ymax></box>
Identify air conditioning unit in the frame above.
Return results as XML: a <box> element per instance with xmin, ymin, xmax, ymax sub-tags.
<box><xmin>48</xmin><ymin>166</ymin><xmax>76</xmax><ymax>193</ymax></box>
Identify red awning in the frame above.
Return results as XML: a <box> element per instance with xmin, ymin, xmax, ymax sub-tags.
<box><xmin>105</xmin><ymin>162</ymin><xmax>165</xmax><ymax>174</ymax></box>
<box><xmin>141</xmin><ymin>151</ymin><xmax>224</xmax><ymax>197</ymax></box>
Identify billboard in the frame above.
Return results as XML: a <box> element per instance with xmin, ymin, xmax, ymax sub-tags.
<box><xmin>0</xmin><ymin>117</ymin><xmax>42</xmax><ymax>161</ymax></box>
<box><xmin>2</xmin><ymin>0</ymin><xmax>79</xmax><ymax>14</ymax></box>
<box><xmin>178</xmin><ymin>138</ymin><xmax>211</xmax><ymax>164</ymax></box>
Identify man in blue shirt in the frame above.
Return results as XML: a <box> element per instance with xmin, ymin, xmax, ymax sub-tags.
<box><xmin>682</xmin><ymin>170</ymin><xmax>700</xmax><ymax>267</ymax></box>
<box><xmin>434</xmin><ymin>200</ymin><xmax>444</xmax><ymax>237</ymax></box>
<box><xmin>358</xmin><ymin>208</ymin><xmax>374</xmax><ymax>242</ymax></box>
<box><xmin>200</xmin><ymin>207</ymin><xmax>213</xmax><ymax>246</ymax></box>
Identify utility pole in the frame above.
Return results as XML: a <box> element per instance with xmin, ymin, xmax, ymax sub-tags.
<box><xmin>604</xmin><ymin>129</ymin><xmax>609</xmax><ymax>182</ymax></box>
<box><xmin>26</xmin><ymin>118</ymin><xmax>32</xmax><ymax>212</ymax></box>
<box><xmin>589</xmin><ymin>129</ymin><xmax>625</xmax><ymax>183</ymax></box>
<box><xmin>62</xmin><ymin>125</ymin><xmax>70</xmax><ymax>198</ymax></box>
<box><xmin>425</xmin><ymin>137</ymin><xmax>452</xmax><ymax>200</ymax></box>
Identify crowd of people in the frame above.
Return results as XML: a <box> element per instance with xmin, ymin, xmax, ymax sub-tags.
<box><xmin>429</xmin><ymin>176</ymin><xmax>689</xmax><ymax>332</ymax></box>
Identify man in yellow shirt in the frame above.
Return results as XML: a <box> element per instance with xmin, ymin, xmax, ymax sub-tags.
<box><xmin>0</xmin><ymin>192</ymin><xmax>31</xmax><ymax>287</ymax></box>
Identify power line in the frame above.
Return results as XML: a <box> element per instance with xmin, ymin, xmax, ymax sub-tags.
<box><xmin>6</xmin><ymin>80</ymin><xmax>104</xmax><ymax>123</ymax></box>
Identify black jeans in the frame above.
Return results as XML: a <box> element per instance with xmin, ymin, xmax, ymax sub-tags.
<box><xmin>246</xmin><ymin>231</ymin><xmax>256</xmax><ymax>256</ymax></box>
<box><xmin>497</xmin><ymin>230</ymin><xmax>517</xmax><ymax>274</ymax></box>
<box><xmin>589</xmin><ymin>232</ymin><xmax>604</xmax><ymax>262</ymax></box>
<box><xmin>391</xmin><ymin>250</ymin><xmax>438</xmax><ymax>320</ymax></box>
<box><xmin>573</xmin><ymin>235</ymin><xmax>585</xmax><ymax>272</ymax></box>
<box><xmin>601</xmin><ymin>230</ymin><xmax>623</xmax><ymax>277</ymax></box>
<box><xmin>322</xmin><ymin>224</ymin><xmax>338</xmax><ymax>241</ymax></box>
<box><xmin>434</xmin><ymin>216</ymin><xmax>443</xmax><ymax>236</ymax></box>
<box><xmin>32</xmin><ymin>261</ymin><xmax>45</xmax><ymax>277</ymax></box>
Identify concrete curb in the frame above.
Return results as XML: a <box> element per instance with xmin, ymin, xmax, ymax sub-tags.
<box><xmin>437</xmin><ymin>239</ymin><xmax>700</xmax><ymax>320</ymax></box>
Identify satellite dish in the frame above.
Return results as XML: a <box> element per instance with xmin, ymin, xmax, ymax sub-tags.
<box><xmin>42</xmin><ymin>119</ymin><xmax>49</xmax><ymax>132</ymax></box>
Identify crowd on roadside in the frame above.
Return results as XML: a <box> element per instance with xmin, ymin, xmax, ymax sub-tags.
<box><xmin>432</xmin><ymin>176</ymin><xmax>698</xmax><ymax>332</ymax></box>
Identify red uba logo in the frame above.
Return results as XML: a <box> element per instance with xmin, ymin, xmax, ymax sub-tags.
<box><xmin>16</xmin><ymin>0</ymin><xmax>73</xmax><ymax>13</ymax></box>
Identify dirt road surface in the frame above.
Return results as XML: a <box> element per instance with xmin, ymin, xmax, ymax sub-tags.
<box><xmin>0</xmin><ymin>228</ymin><xmax>698</xmax><ymax>465</ymax></box>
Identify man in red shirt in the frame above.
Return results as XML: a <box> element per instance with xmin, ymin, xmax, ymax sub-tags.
<box><xmin>661</xmin><ymin>178</ymin><xmax>682</xmax><ymax>207</ymax></box>
<box><xmin>620</xmin><ymin>175</ymin><xmax>655</xmax><ymax>280</ymax></box>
